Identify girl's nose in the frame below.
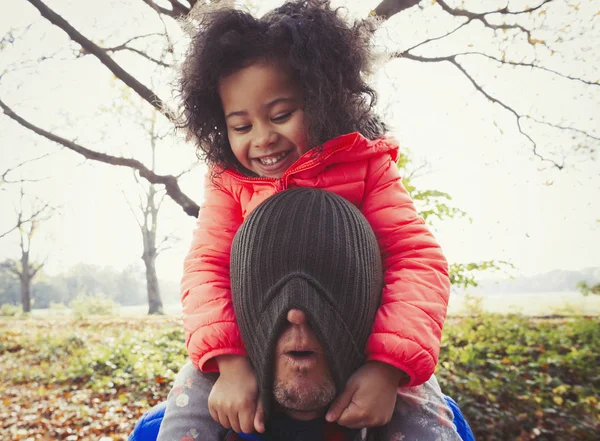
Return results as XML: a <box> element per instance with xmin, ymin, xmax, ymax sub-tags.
<box><xmin>287</xmin><ymin>309</ymin><xmax>307</xmax><ymax>325</ymax></box>
<box><xmin>254</xmin><ymin>125</ymin><xmax>278</xmax><ymax>150</ymax></box>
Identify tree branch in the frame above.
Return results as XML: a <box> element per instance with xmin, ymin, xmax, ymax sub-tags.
<box><xmin>435</xmin><ymin>0</ymin><xmax>554</xmax><ymax>45</ymax></box>
<box><xmin>527</xmin><ymin>117</ymin><xmax>600</xmax><ymax>143</ymax></box>
<box><xmin>1</xmin><ymin>99</ymin><xmax>200</xmax><ymax>217</ymax></box>
<box><xmin>1</xmin><ymin>153</ymin><xmax>53</xmax><ymax>185</ymax></box>
<box><xmin>383</xmin><ymin>1</ymin><xmax>597</xmax><ymax>164</ymax></box>
<box><xmin>0</xmin><ymin>226</ymin><xmax>19</xmax><ymax>240</ymax></box>
<box><xmin>103</xmin><ymin>45</ymin><xmax>172</xmax><ymax>68</ymax></box>
<box><xmin>140</xmin><ymin>0</ymin><xmax>190</xmax><ymax>19</ymax></box>
<box><xmin>117</xmin><ymin>33</ymin><xmax>166</xmax><ymax>47</ymax></box>
<box><xmin>27</xmin><ymin>219</ymin><xmax>37</xmax><ymax>241</ymax></box>
<box><xmin>0</xmin><ymin>196</ymin><xmax>52</xmax><ymax>240</ymax></box>
<box><xmin>25</xmin><ymin>0</ymin><xmax>174</xmax><ymax>120</ymax></box>
<box><xmin>167</xmin><ymin>0</ymin><xmax>191</xmax><ymax>17</ymax></box>
<box><xmin>2</xmin><ymin>261</ymin><xmax>21</xmax><ymax>278</ymax></box>
<box><xmin>402</xmin><ymin>21</ymin><xmax>470</xmax><ymax>53</ymax></box>
<box><xmin>156</xmin><ymin>187</ymin><xmax>168</xmax><ymax>212</ymax></box>
<box><xmin>453</xmin><ymin>51</ymin><xmax>599</xmax><ymax>87</ymax></box>
<box><xmin>122</xmin><ymin>188</ymin><xmax>144</xmax><ymax>228</ymax></box>
<box><xmin>156</xmin><ymin>234</ymin><xmax>170</xmax><ymax>252</ymax></box>
<box><xmin>31</xmin><ymin>261</ymin><xmax>44</xmax><ymax>278</ymax></box>
<box><xmin>436</xmin><ymin>0</ymin><xmax>554</xmax><ymax>21</ymax></box>
<box><xmin>101</xmin><ymin>31</ymin><xmax>172</xmax><ymax>68</ymax></box>
<box><xmin>156</xmin><ymin>233</ymin><xmax>179</xmax><ymax>256</ymax></box>
<box><xmin>400</xmin><ymin>52</ymin><xmax>565</xmax><ymax>168</ymax></box>
<box><xmin>140</xmin><ymin>0</ymin><xmax>177</xmax><ymax>18</ymax></box>
<box><xmin>371</xmin><ymin>0</ymin><xmax>421</xmax><ymax>20</ymax></box>
<box><xmin>482</xmin><ymin>0</ymin><xmax>554</xmax><ymax>16</ymax></box>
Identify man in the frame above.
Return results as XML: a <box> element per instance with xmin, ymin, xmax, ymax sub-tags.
<box><xmin>132</xmin><ymin>189</ymin><xmax>470</xmax><ymax>441</ymax></box>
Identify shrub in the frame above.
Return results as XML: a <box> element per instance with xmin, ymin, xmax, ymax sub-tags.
<box><xmin>438</xmin><ymin>314</ymin><xmax>600</xmax><ymax>441</ymax></box>
<box><xmin>69</xmin><ymin>295</ymin><xmax>119</xmax><ymax>318</ymax></box>
<box><xmin>49</xmin><ymin>302</ymin><xmax>68</xmax><ymax>310</ymax></box>
<box><xmin>47</xmin><ymin>302</ymin><xmax>70</xmax><ymax>316</ymax></box>
<box><xmin>0</xmin><ymin>304</ymin><xmax>23</xmax><ymax>317</ymax></box>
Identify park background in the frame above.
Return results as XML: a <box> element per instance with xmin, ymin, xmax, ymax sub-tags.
<box><xmin>1</xmin><ymin>0</ymin><xmax>599</xmax><ymax>440</ymax></box>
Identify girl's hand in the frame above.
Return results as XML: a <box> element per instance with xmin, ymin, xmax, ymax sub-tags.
<box><xmin>325</xmin><ymin>361</ymin><xmax>409</xmax><ymax>429</ymax></box>
<box><xmin>208</xmin><ymin>355</ymin><xmax>265</xmax><ymax>433</ymax></box>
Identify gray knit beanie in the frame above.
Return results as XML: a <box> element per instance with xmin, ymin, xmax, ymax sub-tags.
<box><xmin>230</xmin><ymin>188</ymin><xmax>383</xmax><ymax>416</ymax></box>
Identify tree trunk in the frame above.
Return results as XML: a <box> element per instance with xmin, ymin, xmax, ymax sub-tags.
<box><xmin>141</xmin><ymin>149</ymin><xmax>165</xmax><ymax>315</ymax></box>
<box><xmin>20</xmin><ymin>275</ymin><xmax>32</xmax><ymax>313</ymax></box>
<box><xmin>20</xmin><ymin>252</ymin><xmax>32</xmax><ymax>313</ymax></box>
<box><xmin>143</xmin><ymin>251</ymin><xmax>163</xmax><ymax>315</ymax></box>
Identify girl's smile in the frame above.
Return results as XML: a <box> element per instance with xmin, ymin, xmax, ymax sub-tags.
<box><xmin>219</xmin><ymin>61</ymin><xmax>310</xmax><ymax>179</ymax></box>
<box><xmin>251</xmin><ymin>149</ymin><xmax>295</xmax><ymax>176</ymax></box>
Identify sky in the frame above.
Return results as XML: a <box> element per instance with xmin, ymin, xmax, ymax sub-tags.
<box><xmin>1</xmin><ymin>0</ymin><xmax>599</xmax><ymax>285</ymax></box>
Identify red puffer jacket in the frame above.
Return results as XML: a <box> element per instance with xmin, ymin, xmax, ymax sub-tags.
<box><xmin>181</xmin><ymin>132</ymin><xmax>450</xmax><ymax>386</ymax></box>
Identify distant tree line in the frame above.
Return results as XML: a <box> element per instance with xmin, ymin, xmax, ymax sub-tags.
<box><xmin>0</xmin><ymin>261</ymin><xmax>179</xmax><ymax>309</ymax></box>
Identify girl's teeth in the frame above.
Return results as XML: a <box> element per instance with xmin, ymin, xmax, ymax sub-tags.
<box><xmin>259</xmin><ymin>152</ymin><xmax>287</xmax><ymax>165</ymax></box>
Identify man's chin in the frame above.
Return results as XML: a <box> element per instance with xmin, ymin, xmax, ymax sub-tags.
<box><xmin>277</xmin><ymin>405</ymin><xmax>327</xmax><ymax>421</ymax></box>
<box><xmin>272</xmin><ymin>378</ymin><xmax>336</xmax><ymax>419</ymax></box>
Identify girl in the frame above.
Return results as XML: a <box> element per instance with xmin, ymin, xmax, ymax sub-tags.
<box><xmin>162</xmin><ymin>0</ymin><xmax>453</xmax><ymax>439</ymax></box>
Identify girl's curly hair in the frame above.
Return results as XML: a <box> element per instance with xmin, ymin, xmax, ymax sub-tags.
<box><xmin>179</xmin><ymin>0</ymin><xmax>386</xmax><ymax>172</ymax></box>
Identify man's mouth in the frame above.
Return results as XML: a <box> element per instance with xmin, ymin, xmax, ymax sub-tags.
<box><xmin>284</xmin><ymin>348</ymin><xmax>319</xmax><ymax>370</ymax></box>
<box><xmin>288</xmin><ymin>350</ymin><xmax>314</xmax><ymax>358</ymax></box>
<box><xmin>255</xmin><ymin>150</ymin><xmax>290</xmax><ymax>166</ymax></box>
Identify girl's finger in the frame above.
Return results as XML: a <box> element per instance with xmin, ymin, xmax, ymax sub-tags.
<box><xmin>208</xmin><ymin>405</ymin><xmax>219</xmax><ymax>424</ymax></box>
<box><xmin>239</xmin><ymin>406</ymin><xmax>255</xmax><ymax>434</ymax></box>
<box><xmin>229</xmin><ymin>412</ymin><xmax>242</xmax><ymax>433</ymax></box>
<box><xmin>217</xmin><ymin>410</ymin><xmax>231</xmax><ymax>430</ymax></box>
<box><xmin>254</xmin><ymin>400</ymin><xmax>265</xmax><ymax>433</ymax></box>
<box><xmin>326</xmin><ymin>384</ymin><xmax>356</xmax><ymax>423</ymax></box>
<box><xmin>337</xmin><ymin>402</ymin><xmax>366</xmax><ymax>429</ymax></box>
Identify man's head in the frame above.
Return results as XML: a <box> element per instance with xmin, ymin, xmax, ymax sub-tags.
<box><xmin>230</xmin><ymin>188</ymin><xmax>382</xmax><ymax>420</ymax></box>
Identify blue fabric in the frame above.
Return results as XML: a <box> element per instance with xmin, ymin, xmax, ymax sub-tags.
<box><xmin>444</xmin><ymin>396</ymin><xmax>476</xmax><ymax>441</ymax></box>
<box><xmin>128</xmin><ymin>401</ymin><xmax>167</xmax><ymax>441</ymax></box>
<box><xmin>129</xmin><ymin>397</ymin><xmax>476</xmax><ymax>441</ymax></box>
<box><xmin>236</xmin><ymin>433</ymin><xmax>264</xmax><ymax>440</ymax></box>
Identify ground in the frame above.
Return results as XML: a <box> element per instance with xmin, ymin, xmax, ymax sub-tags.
<box><xmin>1</xmin><ymin>313</ymin><xmax>598</xmax><ymax>440</ymax></box>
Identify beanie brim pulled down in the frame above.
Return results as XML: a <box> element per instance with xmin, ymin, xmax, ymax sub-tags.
<box><xmin>250</xmin><ymin>275</ymin><xmax>367</xmax><ymax>417</ymax></box>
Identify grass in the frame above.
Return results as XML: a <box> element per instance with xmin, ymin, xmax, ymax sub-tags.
<box><xmin>1</xmin><ymin>313</ymin><xmax>598</xmax><ymax>440</ymax></box>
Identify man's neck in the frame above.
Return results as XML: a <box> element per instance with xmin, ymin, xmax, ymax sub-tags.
<box><xmin>264</xmin><ymin>414</ymin><xmax>360</xmax><ymax>441</ymax></box>
<box><xmin>267</xmin><ymin>413</ymin><xmax>324</xmax><ymax>441</ymax></box>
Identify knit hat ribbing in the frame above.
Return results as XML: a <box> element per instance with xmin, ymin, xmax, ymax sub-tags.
<box><xmin>230</xmin><ymin>188</ymin><xmax>383</xmax><ymax>416</ymax></box>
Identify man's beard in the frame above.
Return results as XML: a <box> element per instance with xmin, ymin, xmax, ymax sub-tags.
<box><xmin>272</xmin><ymin>377</ymin><xmax>337</xmax><ymax>414</ymax></box>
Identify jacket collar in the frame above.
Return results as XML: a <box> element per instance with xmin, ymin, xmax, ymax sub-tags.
<box><xmin>219</xmin><ymin>132</ymin><xmax>398</xmax><ymax>183</ymax></box>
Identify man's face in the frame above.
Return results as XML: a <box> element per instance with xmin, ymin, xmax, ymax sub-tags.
<box><xmin>272</xmin><ymin>309</ymin><xmax>336</xmax><ymax>420</ymax></box>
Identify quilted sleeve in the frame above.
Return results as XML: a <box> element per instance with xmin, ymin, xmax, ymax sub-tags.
<box><xmin>361</xmin><ymin>153</ymin><xmax>450</xmax><ymax>387</ymax></box>
<box><xmin>181</xmin><ymin>174</ymin><xmax>246</xmax><ymax>372</ymax></box>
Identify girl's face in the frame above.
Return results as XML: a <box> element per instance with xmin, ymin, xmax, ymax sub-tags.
<box><xmin>219</xmin><ymin>60</ymin><xmax>310</xmax><ymax>178</ymax></box>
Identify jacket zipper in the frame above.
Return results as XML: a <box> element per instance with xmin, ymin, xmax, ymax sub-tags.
<box><xmin>223</xmin><ymin>142</ymin><xmax>353</xmax><ymax>191</ymax></box>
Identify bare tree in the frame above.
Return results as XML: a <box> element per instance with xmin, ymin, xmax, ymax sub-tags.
<box><xmin>1</xmin><ymin>0</ymin><xmax>598</xmax><ymax>217</ymax></box>
<box><xmin>123</xmin><ymin>109</ymin><xmax>180</xmax><ymax>315</ymax></box>
<box><xmin>126</xmin><ymin>178</ymin><xmax>166</xmax><ymax>315</ymax></box>
<box><xmin>0</xmin><ymin>153</ymin><xmax>54</xmax><ymax>237</ymax></box>
<box><xmin>1</xmin><ymin>188</ymin><xmax>53</xmax><ymax>312</ymax></box>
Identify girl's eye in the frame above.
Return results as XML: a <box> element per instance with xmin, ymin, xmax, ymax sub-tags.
<box><xmin>233</xmin><ymin>125</ymin><xmax>251</xmax><ymax>133</ymax></box>
<box><xmin>272</xmin><ymin>112</ymin><xmax>292</xmax><ymax>123</ymax></box>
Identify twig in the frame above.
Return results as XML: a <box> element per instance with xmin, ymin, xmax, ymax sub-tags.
<box><xmin>400</xmin><ymin>52</ymin><xmax>565</xmax><ymax>168</ymax></box>
<box><xmin>25</xmin><ymin>0</ymin><xmax>175</xmax><ymax>120</ymax></box>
